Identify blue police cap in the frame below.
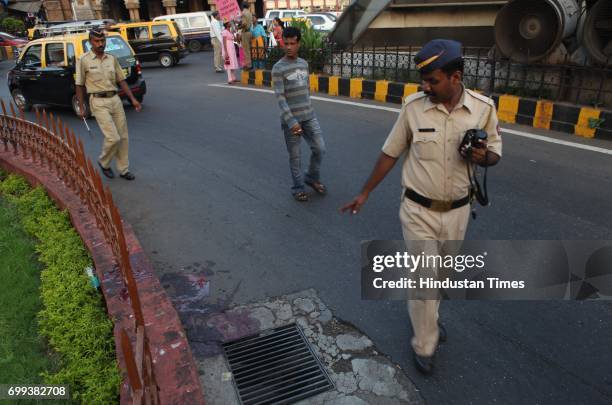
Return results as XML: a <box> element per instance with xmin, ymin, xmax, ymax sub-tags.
<box><xmin>414</xmin><ymin>39</ymin><xmax>463</xmax><ymax>74</ymax></box>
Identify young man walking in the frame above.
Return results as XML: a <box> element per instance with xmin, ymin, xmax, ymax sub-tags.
<box><xmin>272</xmin><ymin>27</ymin><xmax>327</xmax><ymax>202</ymax></box>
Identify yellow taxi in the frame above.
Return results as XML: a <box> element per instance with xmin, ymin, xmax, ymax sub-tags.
<box><xmin>7</xmin><ymin>32</ymin><xmax>146</xmax><ymax>116</ymax></box>
<box><xmin>112</xmin><ymin>21</ymin><xmax>188</xmax><ymax>67</ymax></box>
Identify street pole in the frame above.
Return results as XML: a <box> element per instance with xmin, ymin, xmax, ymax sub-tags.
<box><xmin>70</xmin><ymin>0</ymin><xmax>78</xmax><ymax>21</ymax></box>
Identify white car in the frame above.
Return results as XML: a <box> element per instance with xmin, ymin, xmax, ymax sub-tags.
<box><xmin>264</xmin><ymin>9</ymin><xmax>307</xmax><ymax>21</ymax></box>
<box><xmin>305</xmin><ymin>13</ymin><xmax>336</xmax><ymax>31</ymax></box>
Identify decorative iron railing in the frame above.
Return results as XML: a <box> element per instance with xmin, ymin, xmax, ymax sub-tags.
<box><xmin>0</xmin><ymin>101</ymin><xmax>158</xmax><ymax>404</ymax></box>
<box><xmin>252</xmin><ymin>42</ymin><xmax>612</xmax><ymax>108</ymax></box>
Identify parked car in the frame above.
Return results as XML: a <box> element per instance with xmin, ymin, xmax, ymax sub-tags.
<box><xmin>305</xmin><ymin>13</ymin><xmax>336</xmax><ymax>31</ymax></box>
<box><xmin>0</xmin><ymin>31</ymin><xmax>28</xmax><ymax>58</ymax></box>
<box><xmin>112</xmin><ymin>20</ymin><xmax>188</xmax><ymax>67</ymax></box>
<box><xmin>27</xmin><ymin>19</ymin><xmax>116</xmax><ymax>40</ymax></box>
<box><xmin>154</xmin><ymin>12</ymin><xmax>211</xmax><ymax>52</ymax></box>
<box><xmin>0</xmin><ymin>31</ymin><xmax>28</xmax><ymax>46</ymax></box>
<box><xmin>264</xmin><ymin>9</ymin><xmax>306</xmax><ymax>21</ymax></box>
<box><xmin>7</xmin><ymin>32</ymin><xmax>146</xmax><ymax>116</ymax></box>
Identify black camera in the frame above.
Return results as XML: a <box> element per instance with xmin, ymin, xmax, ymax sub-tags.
<box><xmin>459</xmin><ymin>129</ymin><xmax>488</xmax><ymax>152</ymax></box>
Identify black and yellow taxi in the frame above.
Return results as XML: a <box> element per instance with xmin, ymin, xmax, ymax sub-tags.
<box><xmin>112</xmin><ymin>21</ymin><xmax>188</xmax><ymax>68</ymax></box>
<box><xmin>7</xmin><ymin>32</ymin><xmax>146</xmax><ymax>116</ymax></box>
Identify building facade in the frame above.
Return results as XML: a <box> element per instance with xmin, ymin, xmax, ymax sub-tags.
<box><xmin>39</xmin><ymin>0</ymin><xmax>344</xmax><ymax>22</ymax></box>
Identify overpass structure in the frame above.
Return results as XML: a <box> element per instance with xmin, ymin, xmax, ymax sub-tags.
<box><xmin>329</xmin><ymin>0</ymin><xmax>508</xmax><ymax>49</ymax></box>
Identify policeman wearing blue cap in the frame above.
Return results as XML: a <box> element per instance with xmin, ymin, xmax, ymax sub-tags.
<box><xmin>342</xmin><ymin>39</ymin><xmax>503</xmax><ymax>374</ymax></box>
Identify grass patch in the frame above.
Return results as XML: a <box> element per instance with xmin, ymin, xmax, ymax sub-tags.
<box><xmin>0</xmin><ymin>196</ymin><xmax>55</xmax><ymax>385</ymax></box>
<box><xmin>0</xmin><ymin>171</ymin><xmax>121</xmax><ymax>404</ymax></box>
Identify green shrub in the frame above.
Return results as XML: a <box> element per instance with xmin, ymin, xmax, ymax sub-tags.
<box><xmin>288</xmin><ymin>19</ymin><xmax>327</xmax><ymax>50</ymax></box>
<box><xmin>263</xmin><ymin>19</ymin><xmax>329</xmax><ymax>72</ymax></box>
<box><xmin>0</xmin><ymin>174</ymin><xmax>120</xmax><ymax>404</ymax></box>
<box><xmin>1</xmin><ymin>17</ymin><xmax>25</xmax><ymax>35</ymax></box>
<box><xmin>0</xmin><ymin>174</ymin><xmax>30</xmax><ymax>197</ymax></box>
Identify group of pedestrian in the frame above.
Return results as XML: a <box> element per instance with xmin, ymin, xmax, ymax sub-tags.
<box><xmin>209</xmin><ymin>5</ymin><xmax>286</xmax><ymax>83</ymax></box>
<box><xmin>76</xmin><ymin>21</ymin><xmax>503</xmax><ymax>377</ymax></box>
<box><xmin>272</xmin><ymin>28</ymin><xmax>503</xmax><ymax>375</ymax></box>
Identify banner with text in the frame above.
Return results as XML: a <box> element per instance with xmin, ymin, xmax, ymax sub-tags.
<box><xmin>217</xmin><ymin>0</ymin><xmax>241</xmax><ymax>21</ymax></box>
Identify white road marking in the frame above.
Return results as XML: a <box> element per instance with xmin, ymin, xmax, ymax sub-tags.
<box><xmin>500</xmin><ymin>128</ymin><xmax>612</xmax><ymax>156</ymax></box>
<box><xmin>208</xmin><ymin>83</ymin><xmax>402</xmax><ymax>112</ymax></box>
<box><xmin>209</xmin><ymin>83</ymin><xmax>612</xmax><ymax>155</ymax></box>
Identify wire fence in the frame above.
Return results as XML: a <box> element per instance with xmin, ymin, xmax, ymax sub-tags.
<box><xmin>252</xmin><ymin>43</ymin><xmax>612</xmax><ymax>109</ymax></box>
<box><xmin>0</xmin><ymin>102</ymin><xmax>159</xmax><ymax>404</ymax></box>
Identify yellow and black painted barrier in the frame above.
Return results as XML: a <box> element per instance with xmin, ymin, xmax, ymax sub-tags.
<box><xmin>0</xmin><ymin>46</ymin><xmax>16</xmax><ymax>61</ymax></box>
<box><xmin>242</xmin><ymin>70</ymin><xmax>611</xmax><ymax>140</ymax></box>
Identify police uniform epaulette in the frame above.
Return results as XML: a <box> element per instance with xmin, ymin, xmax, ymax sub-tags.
<box><xmin>402</xmin><ymin>91</ymin><xmax>427</xmax><ymax>106</ymax></box>
<box><xmin>466</xmin><ymin>89</ymin><xmax>495</xmax><ymax>107</ymax></box>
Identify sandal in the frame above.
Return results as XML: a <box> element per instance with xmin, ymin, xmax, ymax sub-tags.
<box><xmin>305</xmin><ymin>180</ymin><xmax>327</xmax><ymax>195</ymax></box>
<box><xmin>98</xmin><ymin>161</ymin><xmax>114</xmax><ymax>179</ymax></box>
<box><xmin>293</xmin><ymin>191</ymin><xmax>309</xmax><ymax>202</ymax></box>
<box><xmin>119</xmin><ymin>172</ymin><xmax>135</xmax><ymax>181</ymax></box>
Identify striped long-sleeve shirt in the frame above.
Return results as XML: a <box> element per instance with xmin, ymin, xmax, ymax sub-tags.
<box><xmin>272</xmin><ymin>57</ymin><xmax>315</xmax><ymax>128</ymax></box>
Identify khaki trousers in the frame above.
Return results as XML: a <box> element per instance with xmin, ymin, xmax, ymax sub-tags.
<box><xmin>400</xmin><ymin>195</ymin><xmax>470</xmax><ymax>356</ymax></box>
<box><xmin>241</xmin><ymin>31</ymin><xmax>252</xmax><ymax>68</ymax></box>
<box><xmin>211</xmin><ymin>37</ymin><xmax>223</xmax><ymax>71</ymax></box>
<box><xmin>91</xmin><ymin>95</ymin><xmax>129</xmax><ymax>175</ymax></box>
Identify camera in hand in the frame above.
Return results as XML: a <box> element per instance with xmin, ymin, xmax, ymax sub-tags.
<box><xmin>459</xmin><ymin>129</ymin><xmax>488</xmax><ymax>152</ymax></box>
<box><xmin>459</xmin><ymin>129</ymin><xmax>490</xmax><ymax>208</ymax></box>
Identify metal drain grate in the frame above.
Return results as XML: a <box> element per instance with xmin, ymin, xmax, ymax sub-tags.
<box><xmin>223</xmin><ymin>323</ymin><xmax>334</xmax><ymax>405</ymax></box>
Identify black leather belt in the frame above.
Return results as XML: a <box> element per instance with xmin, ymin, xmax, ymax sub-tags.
<box><xmin>92</xmin><ymin>91</ymin><xmax>117</xmax><ymax>98</ymax></box>
<box><xmin>405</xmin><ymin>188</ymin><xmax>470</xmax><ymax>212</ymax></box>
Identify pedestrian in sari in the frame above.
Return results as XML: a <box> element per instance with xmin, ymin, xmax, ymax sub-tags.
<box><xmin>250</xmin><ymin>18</ymin><xmax>266</xmax><ymax>69</ymax></box>
<box><xmin>221</xmin><ymin>22</ymin><xmax>239</xmax><ymax>84</ymax></box>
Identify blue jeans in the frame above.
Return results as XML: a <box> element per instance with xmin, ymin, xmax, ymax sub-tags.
<box><xmin>282</xmin><ymin>117</ymin><xmax>326</xmax><ymax>193</ymax></box>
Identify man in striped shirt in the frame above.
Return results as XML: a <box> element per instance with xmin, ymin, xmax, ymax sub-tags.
<box><xmin>272</xmin><ymin>26</ymin><xmax>327</xmax><ymax>202</ymax></box>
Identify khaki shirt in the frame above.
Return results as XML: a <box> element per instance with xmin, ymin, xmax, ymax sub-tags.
<box><xmin>241</xmin><ymin>9</ymin><xmax>253</xmax><ymax>32</ymax></box>
<box><xmin>75</xmin><ymin>51</ymin><xmax>126</xmax><ymax>94</ymax></box>
<box><xmin>382</xmin><ymin>88</ymin><xmax>502</xmax><ymax>201</ymax></box>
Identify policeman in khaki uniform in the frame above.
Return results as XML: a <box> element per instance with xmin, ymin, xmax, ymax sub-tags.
<box><xmin>76</xmin><ymin>28</ymin><xmax>141</xmax><ymax>181</ymax></box>
<box><xmin>342</xmin><ymin>40</ymin><xmax>502</xmax><ymax>374</ymax></box>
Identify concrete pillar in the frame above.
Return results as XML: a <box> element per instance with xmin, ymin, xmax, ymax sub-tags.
<box><xmin>92</xmin><ymin>0</ymin><xmax>104</xmax><ymax>18</ymax></box>
<box><xmin>93</xmin><ymin>4</ymin><xmax>104</xmax><ymax>18</ymax></box>
<box><xmin>148</xmin><ymin>0</ymin><xmax>163</xmax><ymax>18</ymax></box>
<box><xmin>188</xmin><ymin>0</ymin><xmax>203</xmax><ymax>11</ymax></box>
<box><xmin>162</xmin><ymin>0</ymin><xmax>176</xmax><ymax>14</ymax></box>
<box><xmin>125</xmin><ymin>0</ymin><xmax>141</xmax><ymax>21</ymax></box>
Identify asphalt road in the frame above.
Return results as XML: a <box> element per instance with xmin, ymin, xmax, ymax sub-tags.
<box><xmin>2</xmin><ymin>53</ymin><xmax>612</xmax><ymax>404</ymax></box>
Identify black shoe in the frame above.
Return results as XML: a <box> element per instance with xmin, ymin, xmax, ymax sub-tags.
<box><xmin>119</xmin><ymin>172</ymin><xmax>135</xmax><ymax>181</ymax></box>
<box><xmin>98</xmin><ymin>162</ymin><xmax>114</xmax><ymax>179</ymax></box>
<box><xmin>413</xmin><ymin>352</ymin><xmax>434</xmax><ymax>375</ymax></box>
<box><xmin>438</xmin><ymin>322</ymin><xmax>447</xmax><ymax>343</ymax></box>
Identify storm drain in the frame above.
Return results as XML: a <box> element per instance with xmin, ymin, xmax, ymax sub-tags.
<box><xmin>222</xmin><ymin>323</ymin><xmax>334</xmax><ymax>405</ymax></box>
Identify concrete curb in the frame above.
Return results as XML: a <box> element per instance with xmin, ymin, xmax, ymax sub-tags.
<box><xmin>242</xmin><ymin>70</ymin><xmax>612</xmax><ymax>140</ymax></box>
<box><xmin>0</xmin><ymin>151</ymin><xmax>205</xmax><ymax>404</ymax></box>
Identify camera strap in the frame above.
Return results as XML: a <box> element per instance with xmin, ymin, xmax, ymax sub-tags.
<box><xmin>468</xmin><ymin>104</ymin><xmax>492</xmax><ymax>210</ymax></box>
<box><xmin>466</xmin><ymin>152</ymin><xmax>488</xmax><ymax>207</ymax></box>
